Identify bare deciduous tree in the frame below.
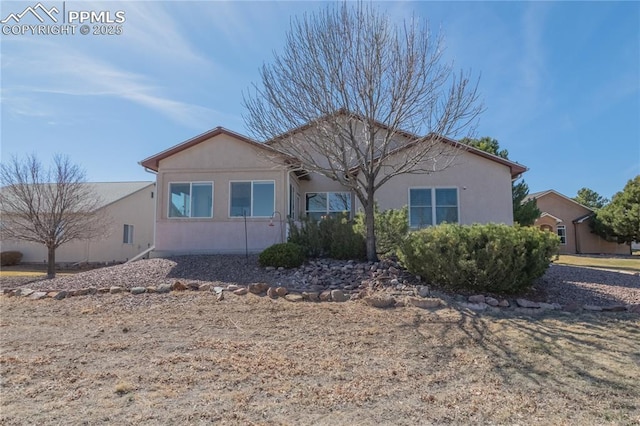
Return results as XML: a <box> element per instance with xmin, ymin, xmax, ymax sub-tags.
<box><xmin>244</xmin><ymin>2</ymin><xmax>483</xmax><ymax>261</ymax></box>
<box><xmin>0</xmin><ymin>154</ymin><xmax>109</xmax><ymax>278</ymax></box>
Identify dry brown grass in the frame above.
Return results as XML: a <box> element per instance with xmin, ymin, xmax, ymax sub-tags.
<box><xmin>1</xmin><ymin>293</ymin><xmax>638</xmax><ymax>425</ymax></box>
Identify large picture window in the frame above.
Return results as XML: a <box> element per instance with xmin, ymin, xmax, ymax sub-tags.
<box><xmin>230</xmin><ymin>181</ymin><xmax>275</xmax><ymax>217</ymax></box>
<box><xmin>305</xmin><ymin>192</ymin><xmax>351</xmax><ymax>221</ymax></box>
<box><xmin>169</xmin><ymin>182</ymin><xmax>213</xmax><ymax>218</ymax></box>
<box><xmin>409</xmin><ymin>188</ymin><xmax>458</xmax><ymax>228</ymax></box>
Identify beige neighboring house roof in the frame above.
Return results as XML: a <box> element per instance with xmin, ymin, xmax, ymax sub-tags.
<box><xmin>1</xmin><ymin>181</ymin><xmax>154</xmax><ymax>212</ymax></box>
<box><xmin>85</xmin><ymin>181</ymin><xmax>155</xmax><ymax>209</ymax></box>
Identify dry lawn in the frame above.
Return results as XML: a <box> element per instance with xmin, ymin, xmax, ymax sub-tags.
<box><xmin>555</xmin><ymin>255</ymin><xmax>640</xmax><ymax>273</ymax></box>
<box><xmin>1</xmin><ymin>293</ymin><xmax>639</xmax><ymax>425</ymax></box>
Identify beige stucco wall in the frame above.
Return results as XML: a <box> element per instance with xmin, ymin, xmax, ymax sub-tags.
<box><xmin>153</xmin><ymin>133</ymin><xmax>290</xmax><ymax>255</ymax></box>
<box><xmin>3</xmin><ymin>185</ymin><xmax>156</xmax><ymax>263</ymax></box>
<box><xmin>533</xmin><ymin>192</ymin><xmax>629</xmax><ymax>255</ymax></box>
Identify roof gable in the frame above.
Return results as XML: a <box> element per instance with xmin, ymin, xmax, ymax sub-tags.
<box><xmin>139</xmin><ymin>127</ymin><xmax>279</xmax><ymax>172</ymax></box>
<box><xmin>526</xmin><ymin>189</ymin><xmax>594</xmax><ymax>212</ymax></box>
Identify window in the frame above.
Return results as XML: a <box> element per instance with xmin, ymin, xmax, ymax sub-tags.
<box><xmin>557</xmin><ymin>225</ymin><xmax>566</xmax><ymax>245</ymax></box>
<box><xmin>409</xmin><ymin>188</ymin><xmax>458</xmax><ymax>228</ymax></box>
<box><xmin>305</xmin><ymin>192</ymin><xmax>351</xmax><ymax>221</ymax></box>
<box><xmin>168</xmin><ymin>182</ymin><xmax>213</xmax><ymax>218</ymax></box>
<box><xmin>230</xmin><ymin>181</ymin><xmax>275</xmax><ymax>217</ymax></box>
<box><xmin>123</xmin><ymin>224</ymin><xmax>134</xmax><ymax>244</ymax></box>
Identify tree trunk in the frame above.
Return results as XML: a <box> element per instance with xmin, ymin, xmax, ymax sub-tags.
<box><xmin>364</xmin><ymin>198</ymin><xmax>378</xmax><ymax>262</ymax></box>
<box><xmin>47</xmin><ymin>245</ymin><xmax>56</xmax><ymax>279</ymax></box>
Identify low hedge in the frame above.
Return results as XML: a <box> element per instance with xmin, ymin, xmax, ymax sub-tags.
<box><xmin>259</xmin><ymin>243</ymin><xmax>306</xmax><ymax>268</ymax></box>
<box><xmin>1</xmin><ymin>251</ymin><xmax>23</xmax><ymax>266</ymax></box>
<box><xmin>398</xmin><ymin>223</ymin><xmax>559</xmax><ymax>294</ymax></box>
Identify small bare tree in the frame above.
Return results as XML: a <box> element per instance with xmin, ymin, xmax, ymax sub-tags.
<box><xmin>244</xmin><ymin>2</ymin><xmax>483</xmax><ymax>261</ymax></box>
<box><xmin>0</xmin><ymin>154</ymin><xmax>108</xmax><ymax>278</ymax></box>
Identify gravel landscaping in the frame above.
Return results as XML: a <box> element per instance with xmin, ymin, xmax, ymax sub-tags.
<box><xmin>1</xmin><ymin>255</ymin><xmax>638</xmax><ymax>309</ymax></box>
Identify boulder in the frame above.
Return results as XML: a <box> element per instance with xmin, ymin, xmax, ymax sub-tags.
<box><xmin>130</xmin><ymin>287</ymin><xmax>146</xmax><ymax>295</ymax></box>
<box><xmin>19</xmin><ymin>288</ymin><xmax>35</xmax><ymax>297</ymax></box>
<box><xmin>459</xmin><ymin>302</ymin><xmax>488</xmax><ymax>311</ymax></box>
<box><xmin>213</xmin><ymin>286</ymin><xmax>224</xmax><ymax>294</ymax></box>
<box><xmin>146</xmin><ymin>286</ymin><xmax>157</xmax><ymax>294</ymax></box>
<box><xmin>53</xmin><ymin>291</ymin><xmax>68</xmax><ymax>300</ymax></box>
<box><xmin>233</xmin><ymin>287</ymin><xmax>248</xmax><ymax>296</ymax></box>
<box><xmin>362</xmin><ymin>294</ymin><xmax>396</xmax><ymax>309</ymax></box>
<box><xmin>171</xmin><ymin>281</ymin><xmax>187</xmax><ymax>291</ymax></box>
<box><xmin>416</xmin><ymin>286</ymin><xmax>430</xmax><ymax>298</ymax></box>
<box><xmin>319</xmin><ymin>290</ymin><xmax>332</xmax><ymax>302</ymax></box>
<box><xmin>109</xmin><ymin>286</ymin><xmax>123</xmax><ymax>294</ymax></box>
<box><xmin>468</xmin><ymin>294</ymin><xmax>486</xmax><ymax>303</ymax></box>
<box><xmin>29</xmin><ymin>291</ymin><xmax>48</xmax><ymax>300</ymax></box>
<box><xmin>498</xmin><ymin>299</ymin><xmax>510</xmax><ymax>308</ymax></box>
<box><xmin>516</xmin><ymin>298</ymin><xmax>540</xmax><ymax>309</ymax></box>
<box><xmin>485</xmin><ymin>297</ymin><xmax>500</xmax><ymax>307</ymax></box>
<box><xmin>601</xmin><ymin>305</ymin><xmax>627</xmax><ymax>312</ymax></box>
<box><xmin>275</xmin><ymin>287</ymin><xmax>288</xmax><ymax>297</ymax></box>
<box><xmin>157</xmin><ymin>284</ymin><xmax>172</xmax><ymax>294</ymax></box>
<box><xmin>284</xmin><ymin>293</ymin><xmax>304</xmax><ymax>302</ymax></box>
<box><xmin>407</xmin><ymin>297</ymin><xmax>441</xmax><ymax>309</ymax></box>
<box><xmin>248</xmin><ymin>283</ymin><xmax>268</xmax><ymax>295</ymax></box>
<box><xmin>198</xmin><ymin>283</ymin><xmax>212</xmax><ymax>292</ymax></box>
<box><xmin>330</xmin><ymin>289</ymin><xmax>348</xmax><ymax>302</ymax></box>
<box><xmin>583</xmin><ymin>305</ymin><xmax>603</xmax><ymax>311</ymax></box>
<box><xmin>302</xmin><ymin>291</ymin><xmax>320</xmax><ymax>302</ymax></box>
<box><xmin>267</xmin><ymin>287</ymin><xmax>278</xmax><ymax>298</ymax></box>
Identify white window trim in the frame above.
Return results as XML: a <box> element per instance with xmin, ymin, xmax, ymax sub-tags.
<box><xmin>304</xmin><ymin>191</ymin><xmax>353</xmax><ymax>218</ymax></box>
<box><xmin>167</xmin><ymin>181</ymin><xmax>214</xmax><ymax>219</ymax></box>
<box><xmin>557</xmin><ymin>225</ymin><xmax>567</xmax><ymax>245</ymax></box>
<box><xmin>123</xmin><ymin>224</ymin><xmax>134</xmax><ymax>244</ymax></box>
<box><xmin>408</xmin><ymin>187</ymin><xmax>460</xmax><ymax>228</ymax></box>
<box><xmin>228</xmin><ymin>180</ymin><xmax>276</xmax><ymax>218</ymax></box>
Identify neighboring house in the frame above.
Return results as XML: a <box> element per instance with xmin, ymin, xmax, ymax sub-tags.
<box><xmin>140</xmin><ymin>121</ymin><xmax>526</xmax><ymax>256</ymax></box>
<box><xmin>1</xmin><ymin>182</ymin><xmax>155</xmax><ymax>264</ymax></box>
<box><xmin>526</xmin><ymin>190</ymin><xmax>630</xmax><ymax>255</ymax></box>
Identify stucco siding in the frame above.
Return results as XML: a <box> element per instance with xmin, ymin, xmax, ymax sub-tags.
<box><xmin>532</xmin><ymin>191</ymin><xmax>629</xmax><ymax>255</ymax></box>
<box><xmin>4</xmin><ymin>185</ymin><xmax>156</xmax><ymax>263</ymax></box>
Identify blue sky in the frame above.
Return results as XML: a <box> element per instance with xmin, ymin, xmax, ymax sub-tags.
<box><xmin>1</xmin><ymin>1</ymin><xmax>638</xmax><ymax>201</ymax></box>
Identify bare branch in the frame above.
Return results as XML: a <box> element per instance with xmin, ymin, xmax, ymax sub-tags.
<box><xmin>243</xmin><ymin>2</ymin><xmax>484</xmax><ymax>260</ymax></box>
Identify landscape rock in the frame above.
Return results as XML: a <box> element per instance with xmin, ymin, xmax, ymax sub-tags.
<box><xmin>514</xmin><ymin>307</ymin><xmax>545</xmax><ymax>315</ymax></box>
<box><xmin>407</xmin><ymin>297</ymin><xmax>441</xmax><ymax>309</ymax></box>
<box><xmin>19</xmin><ymin>288</ymin><xmax>35</xmax><ymax>297</ymax></box>
<box><xmin>284</xmin><ymin>293</ymin><xmax>304</xmax><ymax>302</ymax></box>
<box><xmin>416</xmin><ymin>286</ymin><xmax>430</xmax><ymax>298</ymax></box>
<box><xmin>302</xmin><ymin>291</ymin><xmax>320</xmax><ymax>302</ymax></box>
<box><xmin>29</xmin><ymin>291</ymin><xmax>48</xmax><ymax>300</ymax></box>
<box><xmin>172</xmin><ymin>281</ymin><xmax>187</xmax><ymax>291</ymax></box>
<box><xmin>362</xmin><ymin>294</ymin><xmax>396</xmax><ymax>309</ymax></box>
<box><xmin>86</xmin><ymin>287</ymin><xmax>98</xmax><ymax>295</ymax></box>
<box><xmin>188</xmin><ymin>282</ymin><xmax>200</xmax><ymax>291</ymax></box>
<box><xmin>459</xmin><ymin>302</ymin><xmax>488</xmax><ymax>311</ymax></box>
<box><xmin>130</xmin><ymin>287</ymin><xmax>146</xmax><ymax>295</ymax></box>
<box><xmin>265</xmin><ymin>266</ymin><xmax>276</xmax><ymax>271</ymax></box>
<box><xmin>627</xmin><ymin>304</ymin><xmax>640</xmax><ymax>314</ymax></box>
<box><xmin>233</xmin><ymin>287</ymin><xmax>248</xmax><ymax>296</ymax></box>
<box><xmin>330</xmin><ymin>289</ymin><xmax>348</xmax><ymax>302</ymax></box>
<box><xmin>227</xmin><ymin>284</ymin><xmax>240</xmax><ymax>291</ymax></box>
<box><xmin>276</xmin><ymin>287</ymin><xmax>288</xmax><ymax>297</ymax></box>
<box><xmin>109</xmin><ymin>286</ymin><xmax>123</xmax><ymax>294</ymax></box>
<box><xmin>267</xmin><ymin>287</ymin><xmax>278</xmax><ymax>298</ymax></box>
<box><xmin>538</xmin><ymin>302</ymin><xmax>560</xmax><ymax>310</ymax></box>
<box><xmin>516</xmin><ymin>298</ymin><xmax>540</xmax><ymax>309</ymax></box>
<box><xmin>146</xmin><ymin>286</ymin><xmax>156</xmax><ymax>294</ymax></box>
<box><xmin>157</xmin><ymin>284</ymin><xmax>172</xmax><ymax>294</ymax></box>
<box><xmin>213</xmin><ymin>286</ymin><xmax>224</xmax><ymax>294</ymax></box>
<box><xmin>601</xmin><ymin>305</ymin><xmax>627</xmax><ymax>312</ymax></box>
<box><xmin>485</xmin><ymin>297</ymin><xmax>500</xmax><ymax>307</ymax></box>
<box><xmin>74</xmin><ymin>288</ymin><xmax>90</xmax><ymax>296</ymax></box>
<box><xmin>469</xmin><ymin>295</ymin><xmax>486</xmax><ymax>303</ymax></box>
<box><xmin>319</xmin><ymin>290</ymin><xmax>332</xmax><ymax>302</ymax></box>
<box><xmin>198</xmin><ymin>283</ymin><xmax>212</xmax><ymax>292</ymax></box>
<box><xmin>248</xmin><ymin>283</ymin><xmax>268</xmax><ymax>295</ymax></box>
<box><xmin>216</xmin><ymin>291</ymin><xmax>224</xmax><ymax>302</ymax></box>
<box><xmin>583</xmin><ymin>305</ymin><xmax>603</xmax><ymax>311</ymax></box>
<box><xmin>98</xmin><ymin>287</ymin><xmax>110</xmax><ymax>294</ymax></box>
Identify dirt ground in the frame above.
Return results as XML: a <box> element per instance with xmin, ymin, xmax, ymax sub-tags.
<box><xmin>1</xmin><ymin>292</ymin><xmax>639</xmax><ymax>425</ymax></box>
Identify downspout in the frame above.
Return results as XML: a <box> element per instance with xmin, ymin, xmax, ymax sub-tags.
<box><xmin>143</xmin><ymin>167</ymin><xmax>158</xmax><ymax>257</ymax></box>
<box><xmin>573</xmin><ymin>221</ymin><xmax>581</xmax><ymax>254</ymax></box>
